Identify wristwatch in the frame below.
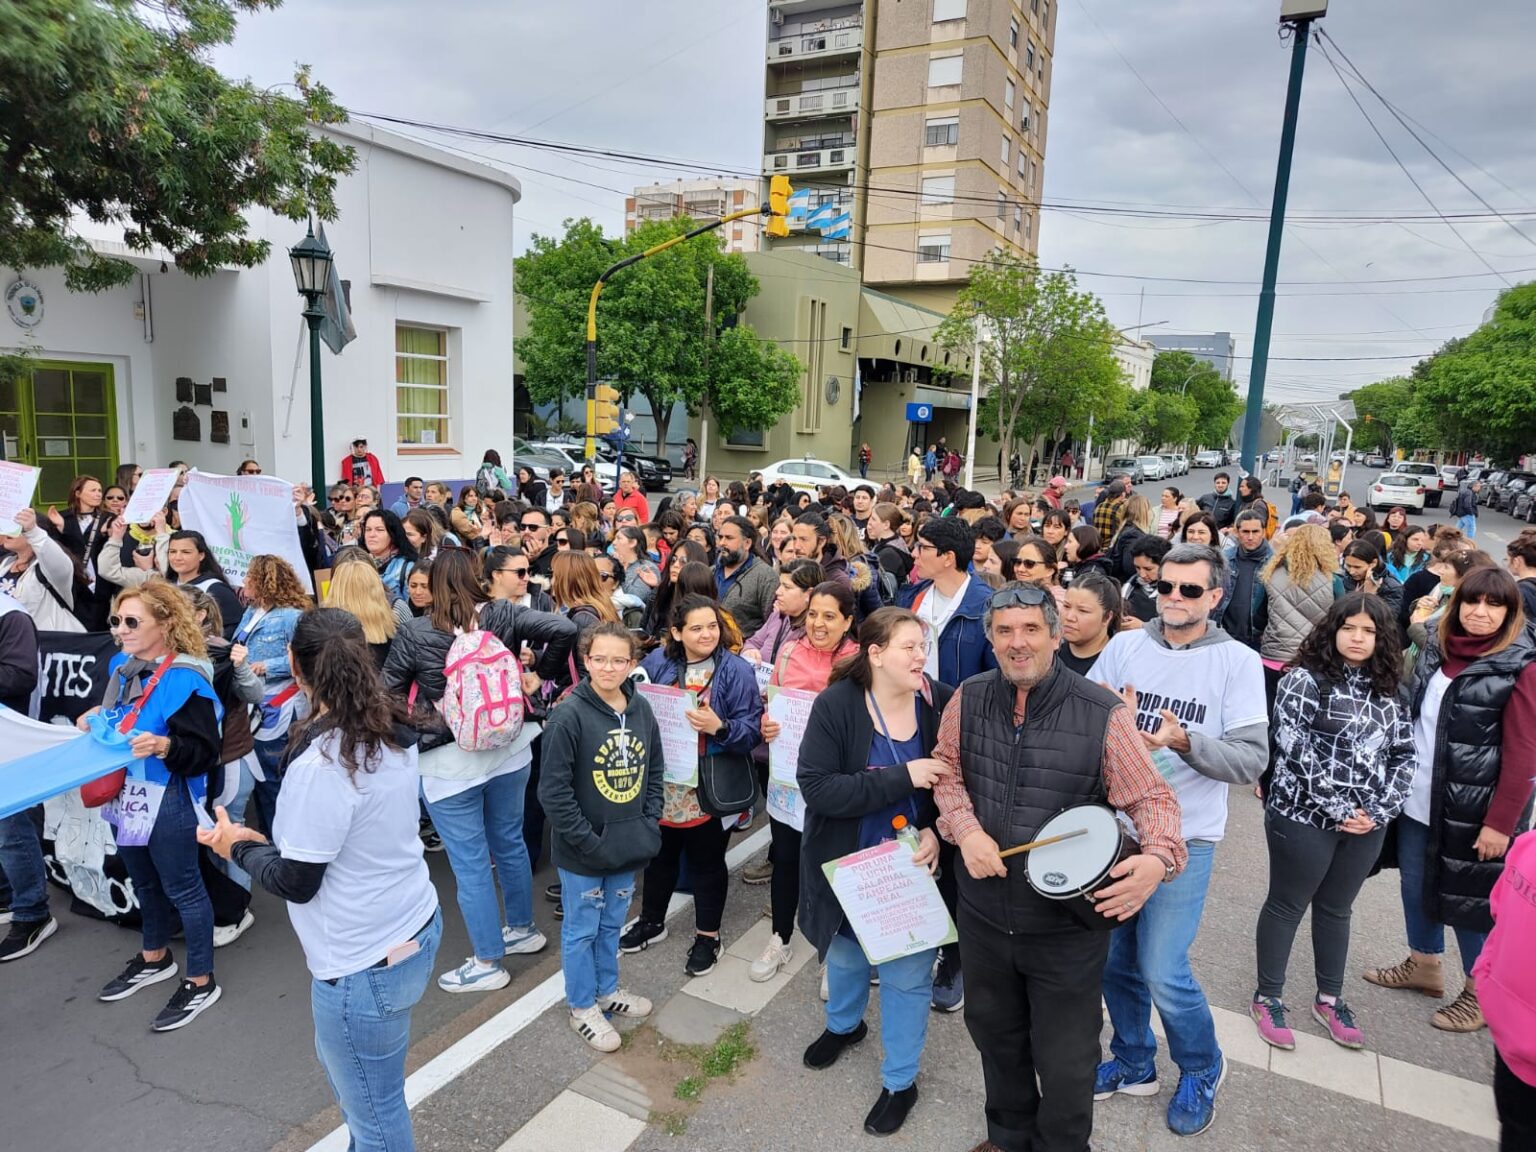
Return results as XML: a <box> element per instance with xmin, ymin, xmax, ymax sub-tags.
<box><xmin>1151</xmin><ymin>853</ymin><xmax>1176</xmax><ymax>883</ymax></box>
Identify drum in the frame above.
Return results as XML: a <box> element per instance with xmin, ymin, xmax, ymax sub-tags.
<box><xmin>1023</xmin><ymin>804</ymin><xmax>1135</xmax><ymax>931</ymax></box>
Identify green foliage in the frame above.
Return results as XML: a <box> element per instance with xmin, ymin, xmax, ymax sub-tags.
<box><xmin>0</xmin><ymin>0</ymin><xmax>354</xmax><ymax>292</ymax></box>
<box><xmin>1344</xmin><ymin>377</ymin><xmax>1415</xmax><ymax>454</ymax></box>
<box><xmin>936</xmin><ymin>256</ymin><xmax>1122</xmax><ymax>469</ymax></box>
<box><xmin>515</xmin><ymin>218</ymin><xmax>802</xmax><ymax>452</ymax></box>
<box><xmin>1135</xmin><ymin>389</ymin><xmax>1200</xmax><ymax>451</ymax></box>
<box><xmin>1148</xmin><ymin>350</ymin><xmax>1242</xmax><ymax>450</ymax></box>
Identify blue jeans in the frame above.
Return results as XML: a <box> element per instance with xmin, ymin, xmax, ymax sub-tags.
<box><xmin>0</xmin><ymin>807</ymin><xmax>48</xmax><ymax>922</ymax></box>
<box><xmin>1396</xmin><ymin>816</ymin><xmax>1487</xmax><ymax>975</ymax></box>
<box><xmin>826</xmin><ymin>933</ymin><xmax>937</xmax><ymax>1091</ymax></box>
<box><xmin>207</xmin><ymin>753</ymin><xmax>258</xmax><ymax>892</ymax></box>
<box><xmin>312</xmin><ymin>908</ymin><xmax>442</xmax><ymax>1152</ymax></box>
<box><xmin>118</xmin><ymin>776</ymin><xmax>215</xmax><ymax>978</ymax></box>
<box><xmin>1458</xmin><ymin>515</ymin><xmax>1477</xmax><ymax>539</ymax></box>
<box><xmin>558</xmin><ymin>868</ymin><xmax>634</xmax><ymax>1010</ymax></box>
<box><xmin>423</xmin><ymin>767</ymin><xmax>533</xmax><ymax>962</ymax></box>
<box><xmin>1102</xmin><ymin>839</ymin><xmax>1219</xmax><ymax>1077</ymax></box>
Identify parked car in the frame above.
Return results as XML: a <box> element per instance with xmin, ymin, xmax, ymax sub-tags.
<box><xmin>1385</xmin><ymin>461</ymin><xmax>1445</xmax><ymax>508</ymax></box>
<box><xmin>1363</xmin><ymin>452</ymin><xmax>1388</xmax><ymax>469</ymax></box>
<box><xmin>1104</xmin><ymin>455</ymin><xmax>1143</xmax><ymax>484</ymax></box>
<box><xmin>1480</xmin><ymin>470</ymin><xmax>1509</xmax><ymax>505</ymax></box>
<box><xmin>1193</xmin><ymin>450</ymin><xmax>1223</xmax><ymax>468</ymax></box>
<box><xmin>758</xmin><ymin>457</ymin><xmax>860</xmax><ymax>492</ymax></box>
<box><xmin>1512</xmin><ymin>487</ymin><xmax>1536</xmax><ymax>523</ymax></box>
<box><xmin>1137</xmin><ymin>455</ymin><xmax>1167</xmax><ymax>481</ymax></box>
<box><xmin>1493</xmin><ymin>473</ymin><xmax>1536</xmax><ymax>514</ymax></box>
<box><xmin>1440</xmin><ymin>466</ymin><xmax>1466</xmax><ymax>489</ymax></box>
<box><xmin>1367</xmin><ymin>472</ymin><xmax>1428</xmax><ymax>513</ymax></box>
<box><xmin>590</xmin><ymin>439</ymin><xmax>672</xmax><ymax>492</ymax></box>
<box><xmin>1170</xmin><ymin>453</ymin><xmax>1190</xmax><ymax>475</ymax></box>
<box><xmin>527</xmin><ymin>441</ymin><xmax>619</xmax><ymax>494</ymax></box>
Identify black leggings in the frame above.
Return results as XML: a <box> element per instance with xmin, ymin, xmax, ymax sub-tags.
<box><xmin>641</xmin><ymin>819</ymin><xmax>730</xmax><ymax>934</ymax></box>
<box><xmin>769</xmin><ymin>818</ymin><xmax>800</xmax><ymax>942</ymax></box>
<box><xmin>1255</xmin><ymin>809</ymin><xmax>1386</xmax><ymax>999</ymax></box>
<box><xmin>1497</xmin><ymin>1050</ymin><xmax>1536</xmax><ymax>1152</ymax></box>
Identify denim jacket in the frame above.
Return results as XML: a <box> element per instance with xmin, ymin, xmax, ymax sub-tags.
<box><xmin>234</xmin><ymin>606</ymin><xmax>302</xmax><ymax>690</ymax></box>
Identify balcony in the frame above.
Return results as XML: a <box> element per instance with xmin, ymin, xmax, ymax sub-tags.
<box><xmin>768</xmin><ymin>22</ymin><xmax>862</xmax><ymax>64</ymax></box>
<box><xmin>763</xmin><ymin>144</ymin><xmax>856</xmax><ymax>176</ymax></box>
<box><xmin>764</xmin><ymin>84</ymin><xmax>859</xmax><ymax>122</ymax></box>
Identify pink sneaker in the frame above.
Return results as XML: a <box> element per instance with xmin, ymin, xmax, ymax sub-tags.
<box><xmin>1250</xmin><ymin>996</ymin><xmax>1296</xmax><ymax>1050</ymax></box>
<box><xmin>1312</xmin><ymin>997</ymin><xmax>1365</xmax><ymax>1049</ymax></box>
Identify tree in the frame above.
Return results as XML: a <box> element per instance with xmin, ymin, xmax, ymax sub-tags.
<box><xmin>1</xmin><ymin>0</ymin><xmax>354</xmax><ymax>292</ymax></box>
<box><xmin>1344</xmin><ymin>377</ymin><xmax>1415</xmax><ymax>455</ymax></box>
<box><xmin>935</xmin><ymin>256</ymin><xmax>1122</xmax><ymax>476</ymax></box>
<box><xmin>515</xmin><ymin>217</ymin><xmax>801</xmax><ymax>452</ymax></box>
<box><xmin>1148</xmin><ymin>350</ymin><xmax>1242</xmax><ymax>450</ymax></box>
<box><xmin>1135</xmin><ymin>390</ymin><xmax>1200</xmax><ymax>452</ymax></box>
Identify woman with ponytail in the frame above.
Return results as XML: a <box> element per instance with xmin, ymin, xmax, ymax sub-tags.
<box><xmin>198</xmin><ymin>608</ymin><xmax>441</xmax><ymax>1152</ymax></box>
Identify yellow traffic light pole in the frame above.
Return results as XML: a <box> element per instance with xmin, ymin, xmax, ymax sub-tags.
<box><xmin>584</xmin><ymin>178</ymin><xmax>793</xmax><ymax>461</ymax></box>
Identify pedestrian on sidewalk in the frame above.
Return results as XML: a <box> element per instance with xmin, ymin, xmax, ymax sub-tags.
<box><xmin>797</xmin><ymin>607</ymin><xmax>952</xmax><ymax>1138</ymax></box>
<box><xmin>933</xmin><ymin>582</ymin><xmax>1184</xmax><ymax>1152</ymax></box>
<box><xmin>1363</xmin><ymin>566</ymin><xmax>1536</xmax><ymax>1033</ymax></box>
<box><xmin>199</xmin><ymin>608</ymin><xmax>442</xmax><ymax>1152</ymax></box>
<box><xmin>539</xmin><ymin>623</ymin><xmax>664</xmax><ymax>1052</ymax></box>
<box><xmin>1251</xmin><ymin>594</ymin><xmax>1416</xmax><ymax>1053</ymax></box>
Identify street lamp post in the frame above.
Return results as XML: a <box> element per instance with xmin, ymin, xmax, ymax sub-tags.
<box><xmin>289</xmin><ymin>225</ymin><xmax>333</xmax><ymax>504</ymax></box>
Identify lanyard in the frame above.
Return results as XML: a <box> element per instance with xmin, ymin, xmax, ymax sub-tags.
<box><xmin>867</xmin><ymin>691</ymin><xmax>912</xmax><ymax>765</ymax></box>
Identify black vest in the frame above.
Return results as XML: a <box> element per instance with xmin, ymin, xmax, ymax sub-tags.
<box><xmin>956</xmin><ymin>663</ymin><xmax>1119</xmax><ymax>933</ymax></box>
<box><xmin>1413</xmin><ymin>629</ymin><xmax>1536</xmax><ymax>932</ymax></box>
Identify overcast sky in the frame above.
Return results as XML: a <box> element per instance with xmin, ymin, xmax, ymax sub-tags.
<box><xmin>215</xmin><ymin>0</ymin><xmax>1536</xmax><ymax>404</ymax></box>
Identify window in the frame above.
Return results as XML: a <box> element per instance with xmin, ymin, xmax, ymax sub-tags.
<box><xmin>1018</xmin><ymin>149</ymin><xmax>1028</xmax><ymax>179</ymax></box>
<box><xmin>1042</xmin><ymin>1</ymin><xmax>1050</xmax><ymax>29</ymax></box>
<box><xmin>727</xmin><ymin>427</ymin><xmax>765</xmax><ymax>448</ymax></box>
<box><xmin>841</xmin><ymin>326</ymin><xmax>853</xmax><ymax>350</ymax></box>
<box><xmin>1024</xmin><ymin>210</ymin><xmax>1033</xmax><ymax>238</ymax></box>
<box><xmin>1013</xmin><ymin>205</ymin><xmax>1023</xmax><ymax>232</ymax></box>
<box><xmin>921</xmin><ymin>175</ymin><xmax>955</xmax><ymax>204</ymax></box>
<box><xmin>1031</xmin><ymin>0</ymin><xmax>1040</xmax><ymax>12</ymax></box>
<box><xmin>924</xmin><ymin>115</ymin><xmax>960</xmax><ymax>146</ymax></box>
<box><xmin>928</xmin><ymin>54</ymin><xmax>963</xmax><ymax>87</ymax></box>
<box><xmin>1026</xmin><ymin>42</ymin><xmax>1036</xmax><ymax>74</ymax></box>
<box><xmin>933</xmin><ymin>0</ymin><xmax>966</xmax><ymax>21</ymax></box>
<box><xmin>1000</xmin><ymin>135</ymin><xmax>1010</xmax><ymax>166</ymax></box>
<box><xmin>1009</xmin><ymin>17</ymin><xmax>1019</xmax><ymax>47</ymax></box>
<box><xmin>1029</xmin><ymin>158</ymin><xmax>1037</xmax><ymax>189</ymax></box>
<box><xmin>1005</xmin><ymin>78</ymin><xmax>1015</xmax><ymax>110</ymax></box>
<box><xmin>396</xmin><ymin>324</ymin><xmax>451</xmax><ymax>447</ymax></box>
<box><xmin>917</xmin><ymin>234</ymin><xmax>952</xmax><ymax>263</ymax></box>
<box><xmin>997</xmin><ymin>192</ymin><xmax>1007</xmax><ymax>220</ymax></box>
<box><xmin>1021</xmin><ymin>105</ymin><xmax>1031</xmax><ymax>133</ymax></box>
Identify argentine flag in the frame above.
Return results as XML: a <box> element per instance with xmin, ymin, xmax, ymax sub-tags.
<box><xmin>821</xmin><ymin>212</ymin><xmax>853</xmax><ymax>240</ymax></box>
<box><xmin>787</xmin><ymin>189</ymin><xmax>812</xmax><ymax>219</ymax></box>
<box><xmin>805</xmin><ymin>202</ymin><xmax>836</xmax><ymax>229</ymax></box>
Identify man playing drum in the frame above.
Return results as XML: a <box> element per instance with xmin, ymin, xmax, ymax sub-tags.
<box><xmin>1086</xmin><ymin>543</ymin><xmax>1268</xmax><ymax>1137</ymax></box>
<box><xmin>932</xmin><ymin>583</ymin><xmax>1185</xmax><ymax>1152</ymax></box>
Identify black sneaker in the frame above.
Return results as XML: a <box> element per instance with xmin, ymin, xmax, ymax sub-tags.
<box><xmin>618</xmin><ymin>918</ymin><xmax>668</xmax><ymax>954</ymax></box>
<box><xmin>151</xmin><ymin>976</ymin><xmax>222</xmax><ymax>1032</ymax></box>
<box><xmin>419</xmin><ymin>825</ymin><xmax>444</xmax><ymax>853</ymax></box>
<box><xmin>685</xmin><ymin>934</ymin><xmax>721</xmax><ymax>977</ymax></box>
<box><xmin>0</xmin><ymin>917</ymin><xmax>57</xmax><ymax>962</ymax></box>
<box><xmin>99</xmin><ymin>952</ymin><xmax>179</xmax><ymax>1001</ymax></box>
<box><xmin>553</xmin><ymin>900</ymin><xmax>564</xmax><ymax>921</ymax></box>
<box><xmin>544</xmin><ymin>882</ymin><xmax>562</xmax><ymax>903</ymax></box>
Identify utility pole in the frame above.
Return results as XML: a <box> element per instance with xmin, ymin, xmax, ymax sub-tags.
<box><xmin>1240</xmin><ymin>1</ymin><xmax>1327</xmax><ymax>476</ymax></box>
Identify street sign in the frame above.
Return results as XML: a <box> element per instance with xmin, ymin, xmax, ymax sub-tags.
<box><xmin>906</xmin><ymin>403</ymin><xmax>934</xmax><ymax>424</ymax></box>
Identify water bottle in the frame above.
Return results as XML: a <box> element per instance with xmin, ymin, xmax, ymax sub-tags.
<box><xmin>891</xmin><ymin>814</ymin><xmax>921</xmax><ymax>855</ymax></box>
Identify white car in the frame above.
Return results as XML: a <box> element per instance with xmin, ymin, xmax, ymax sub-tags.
<box><xmin>1137</xmin><ymin>455</ymin><xmax>1167</xmax><ymax>481</ymax></box>
<box><xmin>1171</xmin><ymin>453</ymin><xmax>1190</xmax><ymax>475</ymax></box>
<box><xmin>1439</xmin><ymin>465</ymin><xmax>1464</xmax><ymax>489</ymax></box>
<box><xmin>1385</xmin><ymin>461</ymin><xmax>1445</xmax><ymax>508</ymax></box>
<box><xmin>527</xmin><ymin>442</ymin><xmax>621</xmax><ymax>493</ymax></box>
<box><xmin>1368</xmin><ymin>472</ymin><xmax>1428</xmax><ymax>512</ymax></box>
<box><xmin>758</xmin><ymin>457</ymin><xmax>861</xmax><ymax>492</ymax></box>
<box><xmin>1193</xmin><ymin>450</ymin><xmax>1222</xmax><ymax>468</ymax></box>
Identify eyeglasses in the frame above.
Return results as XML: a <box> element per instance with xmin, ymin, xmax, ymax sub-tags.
<box><xmin>989</xmin><ymin>585</ymin><xmax>1049</xmax><ymax>611</ymax></box>
<box><xmin>105</xmin><ymin>494</ymin><xmax>126</xmax><ymax>502</ymax></box>
<box><xmin>109</xmin><ymin>614</ymin><xmax>143</xmax><ymax>630</ymax></box>
<box><xmin>913</xmin><ymin>540</ymin><xmax>938</xmax><ymax>554</ymax></box>
<box><xmin>499</xmin><ymin>566</ymin><xmax>530</xmax><ymax>578</ymax></box>
<box><xmin>587</xmin><ymin>656</ymin><xmax>632</xmax><ymax>669</ymax></box>
<box><xmin>1156</xmin><ymin>580</ymin><xmax>1211</xmax><ymax>600</ymax></box>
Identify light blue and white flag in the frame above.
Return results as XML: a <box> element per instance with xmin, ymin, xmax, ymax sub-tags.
<box><xmin>805</xmin><ymin>202</ymin><xmax>835</xmax><ymax>229</ymax></box>
<box><xmin>787</xmin><ymin>189</ymin><xmax>812</xmax><ymax>219</ymax></box>
<box><xmin>821</xmin><ymin>212</ymin><xmax>853</xmax><ymax>240</ymax></box>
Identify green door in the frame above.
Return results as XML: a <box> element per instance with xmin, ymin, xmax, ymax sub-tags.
<box><xmin>0</xmin><ymin>361</ymin><xmax>118</xmax><ymax>505</ymax></box>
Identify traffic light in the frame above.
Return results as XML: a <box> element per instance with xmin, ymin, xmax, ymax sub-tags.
<box><xmin>766</xmin><ymin>175</ymin><xmax>793</xmax><ymax>237</ymax></box>
<box><xmin>593</xmin><ymin>384</ymin><xmax>621</xmax><ymax>435</ymax></box>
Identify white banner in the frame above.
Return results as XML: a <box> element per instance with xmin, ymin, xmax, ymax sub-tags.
<box><xmin>119</xmin><ymin>467</ymin><xmax>181</xmax><ymax>524</ymax></box>
<box><xmin>178</xmin><ymin>470</ymin><xmax>313</xmax><ymax>592</ymax></box>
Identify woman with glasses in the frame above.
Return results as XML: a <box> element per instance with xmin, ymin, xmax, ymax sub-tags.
<box><xmin>1011</xmin><ymin>534</ymin><xmax>1065</xmax><ymax>607</ymax></box>
<box><xmin>165</xmin><ymin>530</ymin><xmax>243</xmax><ymax>641</ymax></box>
<box><xmin>115</xmin><ymin>462</ymin><xmax>143</xmax><ymax>494</ymax></box>
<box><xmin>796</xmin><ymin>606</ymin><xmax>950</xmax><ymax>1137</ymax></box>
<box><xmin>361</xmin><ymin>510</ymin><xmax>418</xmax><ymax>607</ymax></box>
<box><xmin>84</xmin><ymin>580</ymin><xmax>224</xmax><ymax>1031</ymax></box>
<box><xmin>236</xmin><ymin>460</ymin><xmax>262</xmax><ymax>477</ymax></box>
<box><xmin>452</xmin><ymin>486</ymin><xmax>484</xmax><ymax>545</ymax></box>
<box><xmin>645</xmin><ymin>541</ymin><xmax>710</xmax><ymax>646</ymax></box>
<box><xmin>622</xmin><ymin>595</ymin><xmax>763</xmax><ymax>977</ymax></box>
<box><xmin>1058</xmin><ymin>571</ymin><xmax>1122</xmax><ymax>676</ymax></box>
<box><xmin>354</xmin><ymin>486</ymin><xmax>380</xmax><ymax>516</ymax></box>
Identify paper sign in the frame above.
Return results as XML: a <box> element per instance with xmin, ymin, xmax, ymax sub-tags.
<box><xmin>105</xmin><ymin>777</ymin><xmax>165</xmax><ymax>847</ymax></box>
<box><xmin>766</xmin><ymin>687</ymin><xmax>817</xmax><ymax>786</ymax></box>
<box><xmin>766</xmin><ymin>781</ymin><xmax>804</xmax><ymax>832</ymax></box>
<box><xmin>752</xmin><ymin>661</ymin><xmax>774</xmax><ymax>694</ymax></box>
<box><xmin>636</xmin><ymin>683</ymin><xmax>700</xmax><ymax>787</ymax></box>
<box><xmin>0</xmin><ymin>460</ymin><xmax>40</xmax><ymax>535</ymax></box>
<box><xmin>120</xmin><ymin>467</ymin><xmax>182</xmax><ymax>525</ymax></box>
<box><xmin>822</xmin><ymin>838</ymin><xmax>958</xmax><ymax>965</ymax></box>
<box><xmin>178</xmin><ymin>470</ymin><xmax>313</xmax><ymax>591</ymax></box>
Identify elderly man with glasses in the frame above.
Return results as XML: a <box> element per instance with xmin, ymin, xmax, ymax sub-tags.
<box><xmin>934</xmin><ymin>582</ymin><xmax>1185</xmax><ymax>1152</ymax></box>
<box><xmin>1085</xmin><ymin>543</ymin><xmax>1267</xmax><ymax>1138</ymax></box>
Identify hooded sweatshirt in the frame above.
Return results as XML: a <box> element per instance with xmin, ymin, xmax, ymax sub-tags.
<box><xmin>537</xmin><ymin>678</ymin><xmax>666</xmax><ymax>877</ymax></box>
<box><xmin>1473</xmin><ymin>830</ymin><xmax>1536</xmax><ymax>1086</ymax></box>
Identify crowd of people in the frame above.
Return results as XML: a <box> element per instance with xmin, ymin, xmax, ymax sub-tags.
<box><xmin>0</xmin><ymin>448</ymin><xmax>1532</xmax><ymax>1152</ymax></box>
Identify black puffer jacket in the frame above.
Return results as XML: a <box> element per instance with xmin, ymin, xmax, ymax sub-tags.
<box><xmin>381</xmin><ymin>599</ymin><xmax>577</xmax><ymax>705</ymax></box>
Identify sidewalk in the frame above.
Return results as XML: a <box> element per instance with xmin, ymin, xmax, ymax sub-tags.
<box><xmin>342</xmin><ymin>794</ymin><xmax>1501</xmax><ymax>1152</ymax></box>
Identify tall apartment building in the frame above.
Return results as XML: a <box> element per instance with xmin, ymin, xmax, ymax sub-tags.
<box><xmin>762</xmin><ymin>0</ymin><xmax>1054</xmax><ymax>310</ymax></box>
<box><xmin>624</xmin><ymin>178</ymin><xmax>761</xmax><ymax>253</ymax></box>
<box><xmin>1148</xmin><ymin>331</ymin><xmax>1238</xmax><ymax>382</ymax></box>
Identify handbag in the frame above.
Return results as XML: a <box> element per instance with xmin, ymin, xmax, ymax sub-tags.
<box><xmin>697</xmin><ymin>751</ymin><xmax>757</xmax><ymax>817</ymax></box>
<box><xmin>81</xmin><ymin>654</ymin><xmax>178</xmax><ymax>808</ymax></box>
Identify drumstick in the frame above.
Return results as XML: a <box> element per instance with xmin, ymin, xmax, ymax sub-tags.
<box><xmin>997</xmin><ymin>827</ymin><xmax>1088</xmax><ymax>859</ymax></box>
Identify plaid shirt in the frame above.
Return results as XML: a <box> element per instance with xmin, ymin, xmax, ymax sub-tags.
<box><xmin>1092</xmin><ymin>495</ymin><xmax>1125</xmax><ymax>543</ymax></box>
<box><xmin>932</xmin><ymin>677</ymin><xmax>1188</xmax><ymax>874</ymax></box>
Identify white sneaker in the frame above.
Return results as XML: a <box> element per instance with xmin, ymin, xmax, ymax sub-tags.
<box><xmin>601</xmin><ymin>988</ymin><xmax>653</xmax><ymax>1018</ymax></box>
<box><xmin>750</xmin><ymin>933</ymin><xmax>793</xmax><ymax>983</ymax></box>
<box><xmin>212</xmin><ymin>910</ymin><xmax>255</xmax><ymax>949</ymax></box>
<box><xmin>571</xmin><ymin>1004</ymin><xmax>621</xmax><ymax>1052</ymax></box>
<box><xmin>437</xmin><ymin>957</ymin><xmax>511</xmax><ymax>994</ymax></box>
<box><xmin>502</xmin><ymin>925</ymin><xmax>548</xmax><ymax>955</ymax></box>
<box><xmin>820</xmin><ymin>964</ymin><xmax>829</xmax><ymax>1002</ymax></box>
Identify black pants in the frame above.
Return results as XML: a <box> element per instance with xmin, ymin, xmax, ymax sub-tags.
<box><xmin>1256</xmin><ymin>809</ymin><xmax>1386</xmax><ymax>998</ymax></box>
<box><xmin>641</xmin><ymin>819</ymin><xmax>730</xmax><ymax>934</ymax></box>
<box><xmin>769</xmin><ymin>817</ymin><xmax>801</xmax><ymax>942</ymax></box>
<box><xmin>1259</xmin><ymin>663</ymin><xmax>1283</xmax><ymax>798</ymax></box>
<box><xmin>1498</xmin><ymin>1051</ymin><xmax>1536</xmax><ymax>1152</ymax></box>
<box><xmin>935</xmin><ymin>837</ymin><xmax>961</xmax><ymax>968</ymax></box>
<box><xmin>523</xmin><ymin>738</ymin><xmax>546</xmax><ymax>870</ymax></box>
<box><xmin>959</xmin><ymin>905</ymin><xmax>1110</xmax><ymax>1152</ymax></box>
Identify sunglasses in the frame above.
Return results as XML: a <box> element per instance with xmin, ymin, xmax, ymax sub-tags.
<box><xmin>333</xmin><ymin>494</ymin><xmax>354</xmax><ymax>502</ymax></box>
<box><xmin>499</xmin><ymin>566</ymin><xmax>530</xmax><ymax>578</ymax></box>
<box><xmin>520</xmin><ymin>523</ymin><xmax>542</xmax><ymax>532</ymax></box>
<box><xmin>599</xmin><ymin>572</ymin><xmax>616</xmax><ymax>583</ymax></box>
<box><xmin>105</xmin><ymin>494</ymin><xmax>126</xmax><ymax>501</ymax></box>
<box><xmin>109</xmin><ymin>614</ymin><xmax>143</xmax><ymax>630</ymax></box>
<box><xmin>989</xmin><ymin>585</ymin><xmax>1049</xmax><ymax>611</ymax></box>
<box><xmin>1014</xmin><ymin>558</ymin><xmax>1047</xmax><ymax>572</ymax></box>
<box><xmin>240</xmin><ymin>468</ymin><xmax>262</xmax><ymax>475</ymax></box>
<box><xmin>555</xmin><ymin>536</ymin><xmax>570</xmax><ymax>546</ymax></box>
<box><xmin>1156</xmin><ymin>580</ymin><xmax>1211</xmax><ymax>600</ymax></box>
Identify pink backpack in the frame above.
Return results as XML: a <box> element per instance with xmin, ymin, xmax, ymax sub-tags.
<box><xmin>440</xmin><ymin>628</ymin><xmax>525</xmax><ymax>752</ymax></box>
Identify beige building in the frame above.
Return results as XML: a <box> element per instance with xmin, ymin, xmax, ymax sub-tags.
<box><xmin>624</xmin><ymin>179</ymin><xmax>761</xmax><ymax>254</ymax></box>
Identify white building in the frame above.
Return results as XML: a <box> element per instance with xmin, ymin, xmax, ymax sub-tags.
<box><xmin>0</xmin><ymin>121</ymin><xmax>520</xmax><ymax>505</ymax></box>
<box><xmin>1098</xmin><ymin>333</ymin><xmax>1156</xmax><ymax>460</ymax></box>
